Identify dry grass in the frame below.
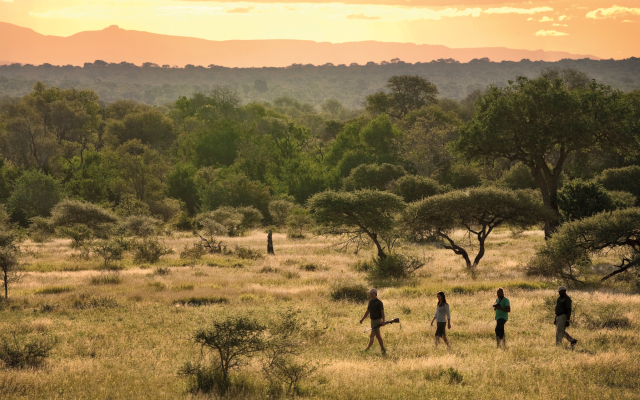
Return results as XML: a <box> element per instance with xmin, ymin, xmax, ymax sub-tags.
<box><xmin>1</xmin><ymin>229</ymin><xmax>639</xmax><ymax>399</ymax></box>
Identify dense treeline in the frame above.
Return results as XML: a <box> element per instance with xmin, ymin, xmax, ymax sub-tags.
<box><xmin>1</xmin><ymin>58</ymin><xmax>640</xmax><ymax>107</ymax></box>
<box><xmin>1</xmin><ymin>68</ymin><xmax>640</xmax><ymax>289</ymax></box>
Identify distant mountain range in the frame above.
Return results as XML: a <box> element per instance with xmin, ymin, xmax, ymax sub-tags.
<box><xmin>0</xmin><ymin>22</ymin><xmax>599</xmax><ymax>68</ymax></box>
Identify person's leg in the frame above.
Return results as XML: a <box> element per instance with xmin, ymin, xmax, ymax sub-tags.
<box><xmin>366</xmin><ymin>331</ymin><xmax>375</xmax><ymax>349</ymax></box>
<box><xmin>556</xmin><ymin>314</ymin><xmax>567</xmax><ymax>346</ymax></box>
<box><xmin>435</xmin><ymin>335</ymin><xmax>440</xmax><ymax>346</ymax></box>
<box><xmin>495</xmin><ymin>319</ymin><xmax>506</xmax><ymax>348</ymax></box>
<box><xmin>442</xmin><ymin>335</ymin><xmax>451</xmax><ymax>348</ymax></box>
<box><xmin>375</xmin><ymin>332</ymin><xmax>385</xmax><ymax>352</ymax></box>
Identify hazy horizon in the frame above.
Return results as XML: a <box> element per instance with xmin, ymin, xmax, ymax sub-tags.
<box><xmin>1</xmin><ymin>0</ymin><xmax>639</xmax><ymax>60</ymax></box>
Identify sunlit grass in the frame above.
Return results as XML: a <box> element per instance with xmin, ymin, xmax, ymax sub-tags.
<box><xmin>1</xmin><ymin>229</ymin><xmax>639</xmax><ymax>399</ymax></box>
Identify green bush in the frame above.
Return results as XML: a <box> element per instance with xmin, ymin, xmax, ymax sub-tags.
<box><xmin>0</xmin><ymin>333</ymin><xmax>58</xmax><ymax>369</ymax></box>
<box><xmin>365</xmin><ymin>254</ymin><xmax>424</xmax><ymax>280</ymax></box>
<box><xmin>133</xmin><ymin>238</ymin><xmax>171</xmax><ymax>263</ymax></box>
<box><xmin>286</xmin><ymin>207</ymin><xmax>313</xmax><ymax>239</ymax></box>
<box><xmin>6</xmin><ymin>170</ymin><xmax>63</xmax><ymax>226</ymax></box>
<box><xmin>330</xmin><ymin>283</ymin><xmax>369</xmax><ymax>302</ymax></box>
<box><xmin>595</xmin><ymin>165</ymin><xmax>640</xmax><ymax>201</ymax></box>
<box><xmin>121</xmin><ymin>215</ymin><xmax>159</xmax><ymax>237</ymax></box>
<box><xmin>92</xmin><ymin>239</ymin><xmax>125</xmax><ymax>269</ymax></box>
<box><xmin>391</xmin><ymin>174</ymin><xmax>447</xmax><ymax>203</ymax></box>
<box><xmin>179</xmin><ymin>242</ymin><xmax>207</xmax><ymax>260</ymax></box>
<box><xmin>185</xmin><ymin>316</ymin><xmax>266</xmax><ymax>394</ymax></box>
<box><xmin>557</xmin><ymin>179</ymin><xmax>615</xmax><ymax>222</ymax></box>
<box><xmin>197</xmin><ymin>206</ymin><xmax>263</xmax><ymax>237</ymax></box>
<box><xmin>269</xmin><ymin>199</ymin><xmax>295</xmax><ymax>227</ymax></box>
<box><xmin>234</xmin><ymin>245</ymin><xmax>263</xmax><ymax>260</ymax></box>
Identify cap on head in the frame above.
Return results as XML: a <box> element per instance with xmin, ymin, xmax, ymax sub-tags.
<box><xmin>369</xmin><ymin>288</ymin><xmax>377</xmax><ymax>294</ymax></box>
<box><xmin>558</xmin><ymin>286</ymin><xmax>567</xmax><ymax>292</ymax></box>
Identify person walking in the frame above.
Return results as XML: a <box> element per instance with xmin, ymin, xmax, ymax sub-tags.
<box><xmin>493</xmin><ymin>287</ymin><xmax>510</xmax><ymax>348</ymax></box>
<box><xmin>555</xmin><ymin>286</ymin><xmax>578</xmax><ymax>348</ymax></box>
<box><xmin>430</xmin><ymin>291</ymin><xmax>451</xmax><ymax>348</ymax></box>
<box><xmin>359</xmin><ymin>288</ymin><xmax>386</xmax><ymax>353</ymax></box>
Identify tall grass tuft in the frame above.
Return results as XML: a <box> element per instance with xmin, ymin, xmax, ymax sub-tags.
<box><xmin>34</xmin><ymin>286</ymin><xmax>74</xmax><ymax>295</ymax></box>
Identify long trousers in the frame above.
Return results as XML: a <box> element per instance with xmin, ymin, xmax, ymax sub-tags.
<box><xmin>555</xmin><ymin>314</ymin><xmax>574</xmax><ymax>345</ymax></box>
<box><xmin>495</xmin><ymin>318</ymin><xmax>507</xmax><ymax>339</ymax></box>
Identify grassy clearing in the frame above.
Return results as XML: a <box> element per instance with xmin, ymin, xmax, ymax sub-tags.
<box><xmin>1</xmin><ymin>230</ymin><xmax>639</xmax><ymax>399</ymax></box>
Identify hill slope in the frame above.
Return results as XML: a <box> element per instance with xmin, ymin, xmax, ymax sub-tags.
<box><xmin>0</xmin><ymin>22</ymin><xmax>599</xmax><ymax>68</ymax></box>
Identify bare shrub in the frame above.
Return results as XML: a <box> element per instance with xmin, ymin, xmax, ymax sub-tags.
<box><xmin>0</xmin><ymin>332</ymin><xmax>58</xmax><ymax>369</ymax></box>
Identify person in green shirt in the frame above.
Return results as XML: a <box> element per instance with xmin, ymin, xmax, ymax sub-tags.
<box><xmin>493</xmin><ymin>288</ymin><xmax>510</xmax><ymax>348</ymax></box>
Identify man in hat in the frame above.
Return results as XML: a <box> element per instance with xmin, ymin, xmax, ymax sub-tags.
<box><xmin>555</xmin><ymin>286</ymin><xmax>578</xmax><ymax>348</ymax></box>
<box><xmin>493</xmin><ymin>287</ymin><xmax>510</xmax><ymax>348</ymax></box>
<box><xmin>359</xmin><ymin>288</ymin><xmax>386</xmax><ymax>353</ymax></box>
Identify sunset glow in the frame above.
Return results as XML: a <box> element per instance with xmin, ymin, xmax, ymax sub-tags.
<box><xmin>1</xmin><ymin>0</ymin><xmax>639</xmax><ymax>59</ymax></box>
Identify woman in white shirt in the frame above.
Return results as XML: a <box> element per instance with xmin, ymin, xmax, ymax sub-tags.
<box><xmin>430</xmin><ymin>291</ymin><xmax>451</xmax><ymax>348</ymax></box>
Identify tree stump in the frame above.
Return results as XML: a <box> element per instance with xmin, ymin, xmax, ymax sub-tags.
<box><xmin>267</xmin><ymin>230</ymin><xmax>274</xmax><ymax>255</ymax></box>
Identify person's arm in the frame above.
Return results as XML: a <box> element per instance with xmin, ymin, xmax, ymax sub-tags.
<box><xmin>380</xmin><ymin>308</ymin><xmax>386</xmax><ymax>326</ymax></box>
<box><xmin>495</xmin><ymin>300</ymin><xmax>510</xmax><ymax>313</ymax></box>
<box><xmin>359</xmin><ymin>309</ymin><xmax>370</xmax><ymax>324</ymax></box>
<box><xmin>566</xmin><ymin>298</ymin><xmax>572</xmax><ymax>326</ymax></box>
<box><xmin>446</xmin><ymin>304</ymin><xmax>451</xmax><ymax>329</ymax></box>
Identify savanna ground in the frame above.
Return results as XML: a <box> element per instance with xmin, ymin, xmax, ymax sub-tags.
<box><xmin>1</xmin><ymin>229</ymin><xmax>640</xmax><ymax>400</ymax></box>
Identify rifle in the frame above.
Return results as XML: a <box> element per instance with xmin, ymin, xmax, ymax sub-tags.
<box><xmin>363</xmin><ymin>318</ymin><xmax>400</xmax><ymax>333</ymax></box>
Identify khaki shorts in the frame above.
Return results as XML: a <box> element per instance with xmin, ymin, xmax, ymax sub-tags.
<box><xmin>370</xmin><ymin>318</ymin><xmax>383</xmax><ymax>334</ymax></box>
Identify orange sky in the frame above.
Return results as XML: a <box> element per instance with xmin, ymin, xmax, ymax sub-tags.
<box><xmin>1</xmin><ymin>0</ymin><xmax>639</xmax><ymax>59</ymax></box>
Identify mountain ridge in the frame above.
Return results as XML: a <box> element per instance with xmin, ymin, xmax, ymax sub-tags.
<box><xmin>0</xmin><ymin>22</ymin><xmax>600</xmax><ymax>68</ymax></box>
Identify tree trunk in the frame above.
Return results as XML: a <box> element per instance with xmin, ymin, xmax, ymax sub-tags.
<box><xmin>368</xmin><ymin>233</ymin><xmax>387</xmax><ymax>260</ymax></box>
<box><xmin>267</xmin><ymin>230</ymin><xmax>274</xmax><ymax>255</ymax></box>
<box><xmin>529</xmin><ymin>164</ymin><xmax>560</xmax><ymax>239</ymax></box>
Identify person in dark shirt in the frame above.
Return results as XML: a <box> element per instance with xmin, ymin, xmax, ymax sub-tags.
<box><xmin>359</xmin><ymin>288</ymin><xmax>386</xmax><ymax>353</ymax></box>
<box><xmin>555</xmin><ymin>286</ymin><xmax>578</xmax><ymax>348</ymax></box>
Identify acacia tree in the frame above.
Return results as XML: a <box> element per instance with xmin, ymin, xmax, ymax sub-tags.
<box><xmin>528</xmin><ymin>208</ymin><xmax>640</xmax><ymax>282</ymax></box>
<box><xmin>404</xmin><ymin>187</ymin><xmax>551</xmax><ymax>272</ymax></box>
<box><xmin>308</xmin><ymin>190</ymin><xmax>406</xmax><ymax>260</ymax></box>
<box><xmin>455</xmin><ymin>76</ymin><xmax>637</xmax><ymax>237</ymax></box>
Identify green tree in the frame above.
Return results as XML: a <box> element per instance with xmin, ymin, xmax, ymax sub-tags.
<box><xmin>399</xmin><ymin>104</ymin><xmax>460</xmax><ymax>178</ymax></box>
<box><xmin>166</xmin><ymin>163</ymin><xmax>199</xmax><ymax>215</ymax></box>
<box><xmin>104</xmin><ymin>109</ymin><xmax>175</xmax><ymax>151</ymax></box>
<box><xmin>308</xmin><ymin>190</ymin><xmax>406</xmax><ymax>260</ymax></box>
<box><xmin>528</xmin><ymin>208</ymin><xmax>640</xmax><ymax>282</ymax></box>
<box><xmin>455</xmin><ymin>76</ymin><xmax>637</xmax><ymax>237</ymax></box>
<box><xmin>366</xmin><ymin>75</ymin><xmax>438</xmax><ymax>119</ymax></box>
<box><xmin>189</xmin><ymin>316</ymin><xmax>266</xmax><ymax>394</ymax></box>
<box><xmin>390</xmin><ymin>174</ymin><xmax>447</xmax><ymax>203</ymax></box>
<box><xmin>105</xmin><ymin>140</ymin><xmax>168</xmax><ymax>205</ymax></box>
<box><xmin>196</xmin><ymin>168</ymin><xmax>271</xmax><ymax>220</ymax></box>
<box><xmin>404</xmin><ymin>187</ymin><xmax>551</xmax><ymax>272</ymax></box>
<box><xmin>6</xmin><ymin>170</ymin><xmax>63</xmax><ymax>225</ymax></box>
<box><xmin>342</xmin><ymin>163</ymin><xmax>405</xmax><ymax>192</ymax></box>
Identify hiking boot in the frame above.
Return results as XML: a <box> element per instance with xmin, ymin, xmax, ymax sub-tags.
<box><xmin>381</xmin><ymin>347</ymin><xmax>387</xmax><ymax>354</ymax></box>
<box><xmin>570</xmin><ymin>339</ymin><xmax>578</xmax><ymax>348</ymax></box>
